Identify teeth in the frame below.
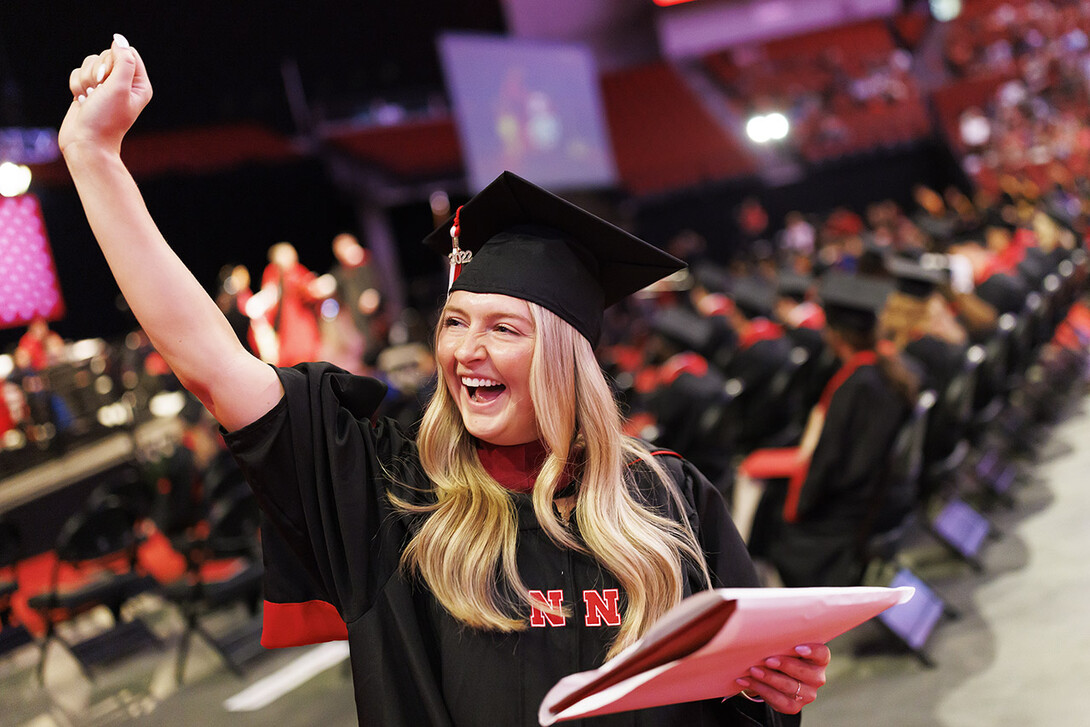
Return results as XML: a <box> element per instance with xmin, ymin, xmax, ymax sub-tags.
<box><xmin>462</xmin><ymin>376</ymin><xmax>501</xmax><ymax>388</ymax></box>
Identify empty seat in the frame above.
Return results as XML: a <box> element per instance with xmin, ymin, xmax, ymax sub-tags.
<box><xmin>161</xmin><ymin>485</ymin><xmax>265</xmax><ymax>683</ymax></box>
<box><xmin>26</xmin><ymin>495</ymin><xmax>160</xmax><ymax>682</ymax></box>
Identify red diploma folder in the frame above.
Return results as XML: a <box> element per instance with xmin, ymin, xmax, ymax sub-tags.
<box><xmin>539</xmin><ymin>586</ymin><xmax>914</xmax><ymax>725</ymax></box>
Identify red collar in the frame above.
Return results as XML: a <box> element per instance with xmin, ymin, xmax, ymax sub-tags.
<box><xmin>739</xmin><ymin>318</ymin><xmax>784</xmax><ymax>349</ymax></box>
<box><xmin>476</xmin><ymin>440</ymin><xmax>577</xmax><ymax>494</ymax></box>
<box><xmin>817</xmin><ymin>350</ymin><xmax>878</xmax><ymax>412</ymax></box>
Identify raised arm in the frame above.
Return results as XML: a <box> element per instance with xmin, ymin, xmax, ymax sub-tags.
<box><xmin>61</xmin><ymin>37</ymin><xmax>281</xmax><ymax>431</ymax></box>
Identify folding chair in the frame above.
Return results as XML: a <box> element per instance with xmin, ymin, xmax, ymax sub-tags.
<box><xmin>161</xmin><ymin>486</ymin><xmax>265</xmax><ymax>683</ymax></box>
<box><xmin>26</xmin><ymin>495</ymin><xmax>160</xmax><ymax>682</ymax></box>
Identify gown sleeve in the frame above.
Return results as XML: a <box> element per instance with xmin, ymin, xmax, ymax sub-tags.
<box><xmin>652</xmin><ymin>452</ymin><xmax>802</xmax><ymax>727</ymax></box>
<box><xmin>222</xmin><ymin>362</ymin><xmax>425</xmax><ymax>647</ymax></box>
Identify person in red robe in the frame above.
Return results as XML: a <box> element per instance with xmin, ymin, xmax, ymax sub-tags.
<box><xmin>257</xmin><ymin>242</ymin><xmax>334</xmax><ymax>367</ymax></box>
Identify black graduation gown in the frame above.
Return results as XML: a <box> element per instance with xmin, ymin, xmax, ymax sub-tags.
<box><xmin>724</xmin><ymin>336</ymin><xmax>795</xmax><ymax>450</ymax></box>
<box><xmin>224</xmin><ymin>363</ymin><xmax>798</xmax><ymax>727</ymax></box>
<box><xmin>903</xmin><ymin>335</ymin><xmax>966</xmax><ymax>394</ymax></box>
<box><xmin>765</xmin><ymin>364</ymin><xmax>906</xmax><ymax>588</ymax></box>
<box><xmin>974</xmin><ymin>272</ymin><xmax>1029</xmax><ymax>315</ymax></box>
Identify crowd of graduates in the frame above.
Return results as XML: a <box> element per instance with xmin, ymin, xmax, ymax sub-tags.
<box><xmin>593</xmin><ymin>176</ymin><xmax>1089</xmax><ymax>589</ymax></box>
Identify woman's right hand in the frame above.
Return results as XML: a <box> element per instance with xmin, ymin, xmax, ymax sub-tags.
<box><xmin>59</xmin><ymin>34</ymin><xmax>152</xmax><ymax>159</ymax></box>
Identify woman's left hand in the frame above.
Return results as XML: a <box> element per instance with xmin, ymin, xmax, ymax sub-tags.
<box><xmin>735</xmin><ymin>643</ymin><xmax>830</xmax><ymax>715</ymax></box>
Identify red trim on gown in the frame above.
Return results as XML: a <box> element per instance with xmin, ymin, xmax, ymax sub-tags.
<box><xmin>738</xmin><ymin>350</ymin><xmax>878</xmax><ymax>523</ymax></box>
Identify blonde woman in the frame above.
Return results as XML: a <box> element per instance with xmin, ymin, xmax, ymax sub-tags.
<box><xmin>62</xmin><ymin>38</ymin><xmax>828</xmax><ymax>726</ymax></box>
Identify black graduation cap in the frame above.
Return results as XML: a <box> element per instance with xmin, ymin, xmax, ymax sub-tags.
<box><xmin>776</xmin><ymin>271</ymin><xmax>814</xmax><ymax>302</ymax></box>
<box><xmin>649</xmin><ymin>306</ymin><xmax>717</xmax><ymax>355</ymax></box>
<box><xmin>819</xmin><ymin>272</ymin><xmax>894</xmax><ymax>333</ymax></box>
<box><xmin>423</xmin><ymin>172</ymin><xmax>684</xmax><ymax>345</ymax></box>
<box><xmin>730</xmin><ymin>277</ymin><xmax>776</xmax><ymax>319</ymax></box>
<box><xmin>691</xmin><ymin>262</ymin><xmax>731</xmax><ymax>294</ymax></box>
<box><xmin>886</xmin><ymin>256</ymin><xmax>947</xmax><ymax>299</ymax></box>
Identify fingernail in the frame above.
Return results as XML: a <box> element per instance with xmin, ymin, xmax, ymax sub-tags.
<box><xmin>95</xmin><ymin>64</ymin><xmax>106</xmax><ymax>83</ymax></box>
<box><xmin>113</xmin><ymin>33</ymin><xmax>130</xmax><ymax>49</ymax></box>
<box><xmin>77</xmin><ymin>94</ymin><xmax>86</xmax><ymax>104</ymax></box>
<box><xmin>86</xmin><ymin>86</ymin><xmax>96</xmax><ymax>96</ymax></box>
<box><xmin>750</xmin><ymin>667</ymin><xmax>766</xmax><ymax>678</ymax></box>
<box><xmin>795</xmin><ymin>645</ymin><xmax>812</xmax><ymax>657</ymax></box>
<box><xmin>736</xmin><ymin>678</ymin><xmax>751</xmax><ymax>687</ymax></box>
<box><xmin>765</xmin><ymin>657</ymin><xmax>781</xmax><ymax>669</ymax></box>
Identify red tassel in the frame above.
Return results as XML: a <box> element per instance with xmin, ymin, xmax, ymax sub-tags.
<box><xmin>448</xmin><ymin>205</ymin><xmax>472</xmax><ymax>289</ymax></box>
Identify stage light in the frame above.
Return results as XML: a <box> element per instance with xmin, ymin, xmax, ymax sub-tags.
<box><xmin>0</xmin><ymin>161</ymin><xmax>31</xmax><ymax>197</ymax></box>
<box><xmin>765</xmin><ymin>112</ymin><xmax>790</xmax><ymax>141</ymax></box>
<box><xmin>746</xmin><ymin>113</ymin><xmax>790</xmax><ymax>144</ymax></box>
<box><xmin>746</xmin><ymin>115</ymin><xmax>771</xmax><ymax>144</ymax></box>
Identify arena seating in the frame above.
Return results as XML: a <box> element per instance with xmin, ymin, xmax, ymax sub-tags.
<box><xmin>600</xmin><ymin>62</ymin><xmax>758</xmax><ymax>195</ymax></box>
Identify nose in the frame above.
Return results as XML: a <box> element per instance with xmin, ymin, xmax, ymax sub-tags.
<box><xmin>453</xmin><ymin>328</ymin><xmax>486</xmax><ymax>363</ymax></box>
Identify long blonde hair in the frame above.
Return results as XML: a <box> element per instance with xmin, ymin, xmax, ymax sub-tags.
<box><xmin>392</xmin><ymin>300</ymin><xmax>711</xmax><ymax>657</ymax></box>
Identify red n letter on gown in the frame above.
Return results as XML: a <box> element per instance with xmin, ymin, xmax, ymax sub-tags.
<box><xmin>583</xmin><ymin>589</ymin><xmax>621</xmax><ymax>627</ymax></box>
<box><xmin>529</xmin><ymin>590</ymin><xmax>567</xmax><ymax>627</ymax></box>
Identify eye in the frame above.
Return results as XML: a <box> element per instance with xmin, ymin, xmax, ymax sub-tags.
<box><xmin>495</xmin><ymin>323</ymin><xmax>521</xmax><ymax>335</ymax></box>
<box><xmin>442</xmin><ymin>316</ymin><xmax>466</xmax><ymax>329</ymax></box>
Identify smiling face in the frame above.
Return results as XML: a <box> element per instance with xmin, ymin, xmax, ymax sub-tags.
<box><xmin>436</xmin><ymin>291</ymin><xmax>539</xmax><ymax>446</ymax></box>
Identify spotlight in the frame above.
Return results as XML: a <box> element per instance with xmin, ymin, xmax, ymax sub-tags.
<box><xmin>765</xmin><ymin>112</ymin><xmax>790</xmax><ymax>141</ymax></box>
<box><xmin>745</xmin><ymin>113</ymin><xmax>790</xmax><ymax>144</ymax></box>
<box><xmin>746</xmin><ymin>115</ymin><xmax>771</xmax><ymax>144</ymax></box>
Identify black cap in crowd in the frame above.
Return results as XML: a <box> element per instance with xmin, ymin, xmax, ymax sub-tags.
<box><xmin>730</xmin><ymin>277</ymin><xmax>776</xmax><ymax>319</ymax></box>
<box><xmin>886</xmin><ymin>256</ymin><xmax>947</xmax><ymax>299</ymax></box>
<box><xmin>691</xmin><ymin>262</ymin><xmax>731</xmax><ymax>295</ymax></box>
<box><xmin>423</xmin><ymin>172</ymin><xmax>684</xmax><ymax>345</ymax></box>
<box><xmin>776</xmin><ymin>271</ymin><xmax>814</xmax><ymax>302</ymax></box>
<box><xmin>819</xmin><ymin>272</ymin><xmax>894</xmax><ymax>333</ymax></box>
<box><xmin>650</xmin><ymin>306</ymin><xmax>718</xmax><ymax>355</ymax></box>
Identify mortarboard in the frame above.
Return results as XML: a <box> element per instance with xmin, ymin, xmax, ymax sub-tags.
<box><xmin>691</xmin><ymin>262</ymin><xmax>731</xmax><ymax>295</ymax></box>
<box><xmin>423</xmin><ymin>172</ymin><xmax>684</xmax><ymax>345</ymax></box>
<box><xmin>730</xmin><ymin>277</ymin><xmax>776</xmax><ymax>319</ymax></box>
<box><xmin>776</xmin><ymin>271</ymin><xmax>814</xmax><ymax>302</ymax></box>
<box><xmin>819</xmin><ymin>272</ymin><xmax>894</xmax><ymax>333</ymax></box>
<box><xmin>649</xmin><ymin>306</ymin><xmax>717</xmax><ymax>355</ymax></box>
<box><xmin>885</xmin><ymin>256</ymin><xmax>947</xmax><ymax>299</ymax></box>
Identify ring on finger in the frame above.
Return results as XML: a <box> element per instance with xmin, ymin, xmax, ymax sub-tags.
<box><xmin>793</xmin><ymin>680</ymin><xmax>802</xmax><ymax>701</ymax></box>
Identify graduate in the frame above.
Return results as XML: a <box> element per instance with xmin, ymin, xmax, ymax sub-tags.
<box><xmin>62</xmin><ymin>38</ymin><xmax>829</xmax><ymax>726</ymax></box>
<box><xmin>738</xmin><ymin>274</ymin><xmax>919</xmax><ymax>587</ymax></box>
<box><xmin>880</xmin><ymin>256</ymin><xmax>969</xmax><ymax>395</ymax></box>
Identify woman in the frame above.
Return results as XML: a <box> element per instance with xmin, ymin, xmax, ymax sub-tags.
<box><xmin>62</xmin><ymin>38</ymin><xmax>828</xmax><ymax>725</ymax></box>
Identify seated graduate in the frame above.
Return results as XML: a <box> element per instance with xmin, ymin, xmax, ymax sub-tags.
<box><xmin>722</xmin><ymin>277</ymin><xmax>793</xmax><ymax>388</ymax></box>
<box><xmin>61</xmin><ymin>38</ymin><xmax>829</xmax><ymax>726</ymax></box>
<box><xmin>737</xmin><ymin>274</ymin><xmax>919</xmax><ymax>587</ymax></box>
<box><xmin>881</xmin><ymin>256</ymin><xmax>970</xmax><ymax>394</ymax></box>
<box><xmin>716</xmin><ymin>277</ymin><xmax>796</xmax><ymax>450</ymax></box>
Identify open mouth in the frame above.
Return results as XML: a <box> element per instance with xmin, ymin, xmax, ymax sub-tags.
<box><xmin>462</xmin><ymin>376</ymin><xmax>506</xmax><ymax>402</ymax></box>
